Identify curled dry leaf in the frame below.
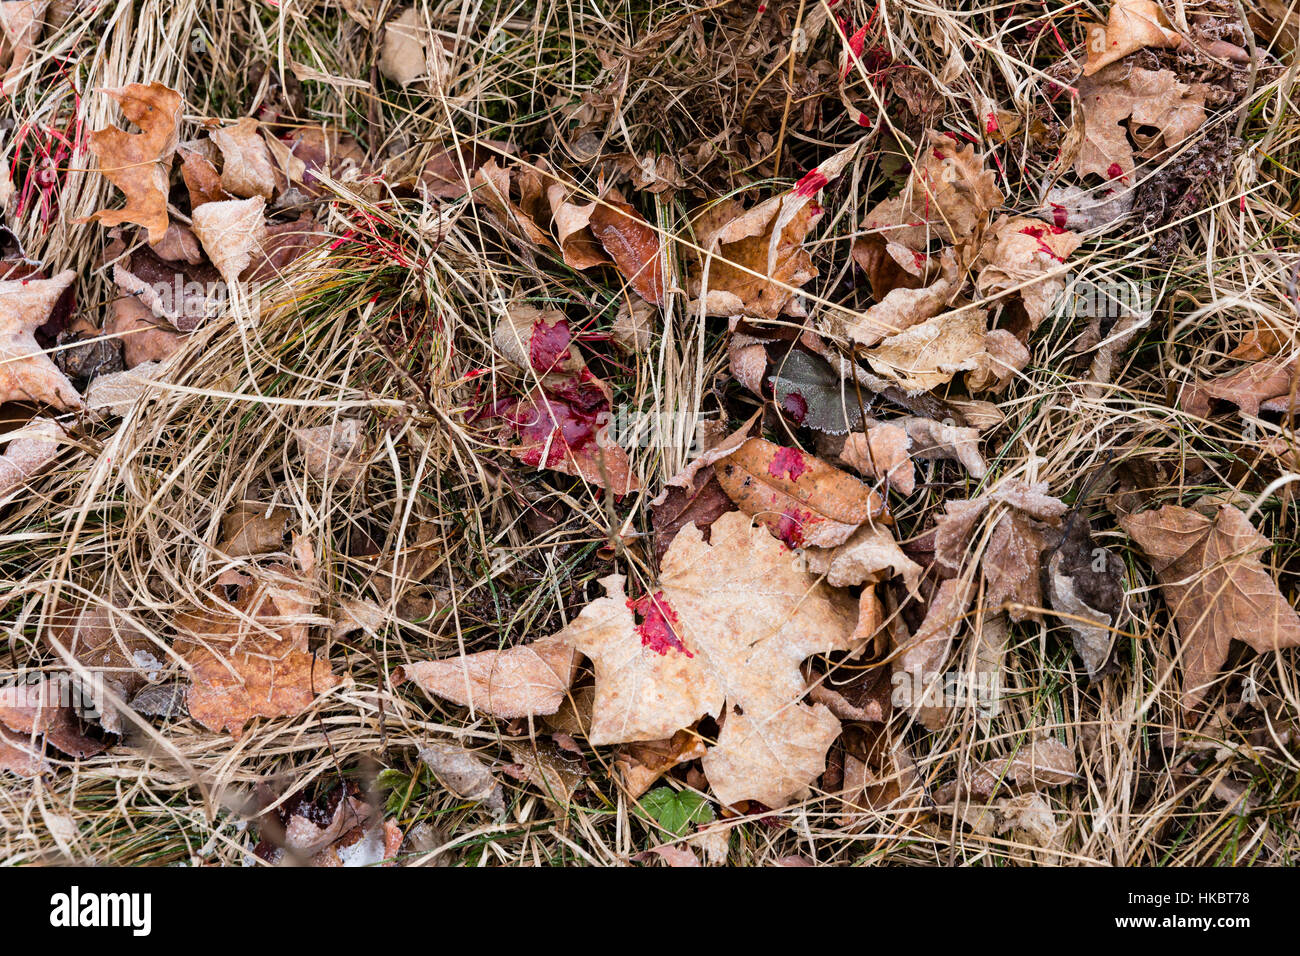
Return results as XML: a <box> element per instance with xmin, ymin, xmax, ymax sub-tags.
<box><xmin>865</xmin><ymin>306</ymin><xmax>988</xmax><ymax>394</ymax></box>
<box><xmin>898</xmin><ymin>416</ymin><xmax>988</xmax><ymax>478</ymax></box>
<box><xmin>801</xmin><ymin>521</ymin><xmax>923</xmax><ymax>595</ymax></box>
<box><xmin>83</xmin><ymin>360</ymin><xmax>166</xmax><ymax>417</ymax></box>
<box><xmin>1119</xmin><ymin>499</ymin><xmax>1300</xmax><ymax>709</ymax></box>
<box><xmin>894</xmin><ymin>578</ymin><xmax>973</xmax><ymax>730</ymax></box>
<box><xmin>0</xmin><ymin>270</ymin><xmax>82</xmax><ymax>409</ymax></box>
<box><xmin>419</xmin><ymin>741</ymin><xmax>506</xmax><ymax>815</ymax></box>
<box><xmin>216</xmin><ymin>501</ymin><xmax>289</xmax><ymax>557</ymax></box>
<box><xmin>179</xmin><ymin>146</ymin><xmax>231</xmax><ymax>208</ymax></box>
<box><xmin>379</xmin><ymin>6</ymin><xmax>449</xmax><ymax>89</ymax></box>
<box><xmin>1083</xmin><ymin>0</ymin><xmax>1185</xmax><ymax>76</ymax></box>
<box><xmin>616</xmin><ymin>729</ymin><xmax>708</xmax><ymax>798</ymax></box>
<box><xmin>191</xmin><ymin>196</ymin><xmax>270</xmax><ymax>285</ymax></box>
<box><xmin>209</xmin><ymin>117</ymin><xmax>277</xmax><ymax>200</ymax></box>
<box><xmin>975</xmin><ymin>216</ymin><xmax>1082</xmax><ymax>333</ymax></box>
<box><xmin>1076</xmin><ymin>64</ymin><xmax>1206</xmax><ymax>183</ymax></box>
<box><xmin>1044</xmin><ymin>517</ymin><xmax>1125</xmax><ymax>678</ymax></box>
<box><xmin>840</xmin><ymin>273</ymin><xmax>958</xmax><ymax>349</ymax></box>
<box><xmin>841</xmin><ymin>422</ymin><xmax>914</xmax><ymax>495</ymax></box>
<box><xmin>715</xmin><ymin>437</ymin><xmax>890</xmax><ymax>549</ymax></box>
<box><xmin>87</xmin><ymin>83</ymin><xmax>183</xmax><ymax>242</ymax></box>
<box><xmin>957</xmin><ymin>737</ymin><xmax>1078</xmax><ymax>798</ymax></box>
<box><xmin>176</xmin><ymin>538</ymin><xmax>338</xmax><ymax>735</ymax></box>
<box><xmin>295</xmin><ymin>419</ymin><xmax>367</xmax><ymax>482</ymax></box>
<box><xmin>0</xmin><ymin>416</ymin><xmax>61</xmax><ymax>501</ymax></box>
<box><xmin>1180</xmin><ymin>356</ymin><xmax>1297</xmax><ymax>418</ymax></box>
<box><xmin>0</xmin><ymin>675</ymin><xmax>106</xmax><ymax>758</ymax></box>
<box><xmin>690</xmin><ymin>141</ymin><xmax>859</xmax><ymax>318</ymax></box>
<box><xmin>396</xmin><ymin>634</ymin><xmax>579</xmax><ymax>719</ymax></box>
<box><xmin>104</xmin><ymin>295</ymin><xmax>183</xmax><ymax>368</ymax></box>
<box><xmin>967</xmin><ymin>329</ymin><xmax>1030</xmax><ymax>393</ymax></box>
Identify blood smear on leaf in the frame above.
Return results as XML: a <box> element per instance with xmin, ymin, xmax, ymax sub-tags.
<box><xmin>629</xmin><ymin>591</ymin><xmax>691</xmax><ymax>656</ymax></box>
<box><xmin>768</xmin><ymin>446</ymin><xmax>807</xmax><ymax>480</ymax></box>
<box><xmin>529</xmin><ymin>316</ymin><xmax>573</xmax><ymax>372</ymax></box>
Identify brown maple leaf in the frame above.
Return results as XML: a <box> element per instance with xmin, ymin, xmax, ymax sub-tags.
<box><xmin>1120</xmin><ymin>499</ymin><xmax>1300</xmax><ymax>709</ymax></box>
<box><xmin>1076</xmin><ymin>64</ymin><xmax>1205</xmax><ymax>184</ymax></box>
<box><xmin>401</xmin><ymin>512</ymin><xmax>860</xmax><ymax>807</ymax></box>
<box><xmin>175</xmin><ymin>537</ymin><xmax>339</xmax><ymax>735</ymax></box>
<box><xmin>974</xmin><ymin>215</ymin><xmax>1082</xmax><ymax>333</ymax></box>
<box><xmin>1180</xmin><ymin>356</ymin><xmax>1297</xmax><ymax>419</ymax></box>
<box><xmin>0</xmin><ymin>271</ymin><xmax>82</xmax><ymax>409</ymax></box>
<box><xmin>87</xmin><ymin>83</ymin><xmax>183</xmax><ymax>242</ymax></box>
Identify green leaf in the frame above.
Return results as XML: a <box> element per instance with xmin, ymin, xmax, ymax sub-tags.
<box><xmin>635</xmin><ymin>787</ymin><xmax>714</xmax><ymax>836</ymax></box>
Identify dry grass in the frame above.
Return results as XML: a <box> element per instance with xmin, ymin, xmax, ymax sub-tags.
<box><xmin>0</xmin><ymin>0</ymin><xmax>1297</xmax><ymax>866</ymax></box>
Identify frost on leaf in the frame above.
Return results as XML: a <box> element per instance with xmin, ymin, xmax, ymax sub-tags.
<box><xmin>1120</xmin><ymin>499</ymin><xmax>1300</xmax><ymax>709</ymax></box>
<box><xmin>0</xmin><ymin>416</ymin><xmax>61</xmax><ymax>501</ymax></box>
<box><xmin>87</xmin><ymin>83</ymin><xmax>183</xmax><ymax>242</ymax></box>
<box><xmin>561</xmin><ymin>512</ymin><xmax>859</xmax><ymax>807</ymax></box>
<box><xmin>0</xmin><ymin>271</ymin><xmax>82</xmax><ymax>409</ymax></box>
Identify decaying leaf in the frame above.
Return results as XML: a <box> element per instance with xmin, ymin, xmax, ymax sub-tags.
<box><xmin>1076</xmin><ymin>64</ymin><xmax>1206</xmax><ymax>183</ymax></box>
<box><xmin>295</xmin><ymin>419</ymin><xmax>368</xmax><ymax>482</ymax></box>
<box><xmin>894</xmin><ymin>578</ymin><xmax>973</xmax><ymax>729</ymax></box>
<box><xmin>1120</xmin><ymin>499</ymin><xmax>1300</xmax><ymax>709</ymax></box>
<box><xmin>616</xmin><ymin>729</ymin><xmax>708</xmax><ymax>798</ymax></box>
<box><xmin>379</xmin><ymin>6</ymin><xmax>448</xmax><ymax>89</ymax></box>
<box><xmin>190</xmin><ymin>196</ymin><xmax>270</xmax><ymax>285</ymax></box>
<box><xmin>975</xmin><ymin>216</ymin><xmax>1083</xmax><ymax>333</ymax></box>
<box><xmin>0</xmin><ymin>270</ymin><xmax>82</xmax><ymax>409</ymax></box>
<box><xmin>83</xmin><ymin>360</ymin><xmax>166</xmax><ymax>417</ymax></box>
<box><xmin>715</xmin><ymin>437</ymin><xmax>889</xmax><ymax>548</ymax></box>
<box><xmin>1083</xmin><ymin>0</ymin><xmax>1184</xmax><ymax>76</ymax></box>
<box><xmin>0</xmin><ymin>0</ymin><xmax>46</xmax><ymax>91</ymax></box>
<box><xmin>689</xmin><ymin>141</ymin><xmax>859</xmax><ymax>318</ymax></box>
<box><xmin>841</xmin><ymin>422</ymin><xmax>914</xmax><ymax>495</ymax></box>
<box><xmin>767</xmin><ymin>348</ymin><xmax>868</xmax><ymax>435</ymax></box>
<box><xmin>87</xmin><ymin>83</ymin><xmax>183</xmax><ymax>242</ymax></box>
<box><xmin>404</xmin><ymin>512</ymin><xmax>859</xmax><ymax>807</ymax></box>
<box><xmin>1180</xmin><ymin>356</ymin><xmax>1297</xmax><ymax>419</ymax></box>
<box><xmin>210</xmin><ymin>117</ymin><xmax>277</xmax><ymax>200</ymax></box>
<box><xmin>175</xmin><ymin>537</ymin><xmax>339</xmax><ymax>735</ymax></box>
<box><xmin>0</xmin><ymin>675</ymin><xmax>106</xmax><ymax>761</ymax></box>
<box><xmin>491</xmin><ymin>307</ymin><xmax>639</xmax><ymax>494</ymax></box>
<box><xmin>1044</xmin><ymin>516</ymin><xmax>1126</xmax><ymax>678</ymax></box>
<box><xmin>104</xmin><ymin>295</ymin><xmax>184</xmax><ymax>368</ymax></box>
<box><xmin>505</xmin><ymin>741</ymin><xmax>588</xmax><ymax>808</ymax></box>
<box><xmin>801</xmin><ymin>521</ymin><xmax>923</xmax><ymax>595</ymax></box>
<box><xmin>397</xmin><ymin>634</ymin><xmax>579</xmax><ymax>718</ymax></box>
<box><xmin>866</xmin><ymin>306</ymin><xmax>988</xmax><ymax>394</ymax></box>
<box><xmin>419</xmin><ymin>740</ymin><xmax>505</xmax><ymax>814</ymax></box>
<box><xmin>0</xmin><ymin>416</ymin><xmax>61</xmax><ymax>501</ymax></box>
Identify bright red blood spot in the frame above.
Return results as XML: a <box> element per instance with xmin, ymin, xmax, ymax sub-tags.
<box><xmin>985</xmin><ymin>112</ymin><xmax>999</xmax><ymax>135</ymax></box>
<box><xmin>529</xmin><ymin>317</ymin><xmax>572</xmax><ymax>372</ymax></box>
<box><xmin>628</xmin><ymin>591</ymin><xmax>691</xmax><ymax>656</ymax></box>
<box><xmin>768</xmin><ymin>445</ymin><xmax>807</xmax><ymax>481</ymax></box>
<box><xmin>773</xmin><ymin>509</ymin><xmax>816</xmax><ymax>548</ymax></box>
<box><xmin>502</xmin><ymin>376</ymin><xmax>609</xmax><ymax>467</ymax></box>
<box><xmin>781</xmin><ymin>391</ymin><xmax>808</xmax><ymax>423</ymax></box>
<box><xmin>1106</xmin><ymin>162</ymin><xmax>1123</xmax><ymax>180</ymax></box>
<box><xmin>793</xmin><ymin>168</ymin><xmax>829</xmax><ymax>198</ymax></box>
<box><xmin>857</xmin><ymin>112</ymin><xmax>872</xmax><ymax>127</ymax></box>
<box><xmin>912</xmin><ymin>250</ymin><xmax>928</xmax><ymax>270</ymax></box>
<box><xmin>932</xmin><ymin>147</ymin><xmax>945</xmax><ymax>160</ymax></box>
<box><xmin>1050</xmin><ymin>203</ymin><xmax>1068</xmax><ymax>229</ymax></box>
<box><xmin>1018</xmin><ymin>225</ymin><xmax>1065</xmax><ymax>262</ymax></box>
<box><xmin>757</xmin><ymin>2</ymin><xmax>766</xmax><ymax>10</ymax></box>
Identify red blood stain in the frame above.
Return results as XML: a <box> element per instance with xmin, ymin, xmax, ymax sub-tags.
<box><xmin>857</xmin><ymin>111</ymin><xmax>873</xmax><ymax>127</ymax></box>
<box><xmin>1050</xmin><ymin>203</ymin><xmax>1068</xmax><ymax>229</ymax></box>
<box><xmin>1018</xmin><ymin>225</ymin><xmax>1066</xmax><ymax>262</ymax></box>
<box><xmin>1106</xmin><ymin>162</ymin><xmax>1123</xmax><ymax>180</ymax></box>
<box><xmin>528</xmin><ymin>317</ymin><xmax>573</xmax><ymax>372</ymax></box>
<box><xmin>781</xmin><ymin>391</ymin><xmax>808</xmax><ymax>423</ymax></box>
<box><xmin>628</xmin><ymin>591</ymin><xmax>691</xmax><ymax>656</ymax></box>
<box><xmin>912</xmin><ymin>250</ymin><xmax>928</xmax><ymax>270</ymax></box>
<box><xmin>773</xmin><ymin>508</ymin><xmax>817</xmax><ymax>548</ymax></box>
<box><xmin>768</xmin><ymin>445</ymin><xmax>807</xmax><ymax>480</ymax></box>
<box><xmin>985</xmin><ymin>112</ymin><xmax>999</xmax><ymax>135</ymax></box>
<box><xmin>793</xmin><ymin>168</ymin><xmax>829</xmax><ymax>198</ymax></box>
<box><xmin>932</xmin><ymin>147</ymin><xmax>946</xmax><ymax>160</ymax></box>
<box><xmin>502</xmin><ymin>378</ymin><xmax>608</xmax><ymax>467</ymax></box>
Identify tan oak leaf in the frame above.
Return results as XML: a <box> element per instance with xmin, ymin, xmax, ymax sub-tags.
<box><xmin>87</xmin><ymin>83</ymin><xmax>183</xmax><ymax>242</ymax></box>
<box><xmin>0</xmin><ymin>271</ymin><xmax>82</xmax><ymax>409</ymax></box>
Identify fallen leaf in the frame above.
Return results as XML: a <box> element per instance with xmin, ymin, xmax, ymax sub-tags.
<box><xmin>898</xmin><ymin>416</ymin><xmax>988</xmax><ymax>478</ymax></box>
<box><xmin>841</xmin><ymin>422</ymin><xmax>914</xmax><ymax>495</ymax></box>
<box><xmin>217</xmin><ymin>502</ymin><xmax>289</xmax><ymax>557</ymax></box>
<box><xmin>715</xmin><ymin>437</ymin><xmax>890</xmax><ymax>548</ymax></box>
<box><xmin>840</xmin><ymin>273</ymin><xmax>958</xmax><ymax>349</ymax></box>
<box><xmin>190</xmin><ymin>197</ymin><xmax>270</xmax><ymax>285</ymax></box>
<box><xmin>104</xmin><ymin>295</ymin><xmax>183</xmax><ymax>368</ymax></box>
<box><xmin>87</xmin><ymin>83</ymin><xmax>183</xmax><ymax>242</ymax></box>
<box><xmin>866</xmin><ymin>306</ymin><xmax>988</xmax><ymax>394</ymax></box>
<box><xmin>179</xmin><ymin>146</ymin><xmax>232</xmax><ymax>208</ymax></box>
<box><xmin>209</xmin><ymin>117</ymin><xmax>277</xmax><ymax>200</ymax></box>
<box><xmin>767</xmin><ymin>347</ymin><xmax>868</xmax><ymax>435</ymax></box>
<box><xmin>0</xmin><ymin>416</ymin><xmax>61</xmax><ymax>501</ymax></box>
<box><xmin>0</xmin><ymin>0</ymin><xmax>46</xmax><ymax>92</ymax></box>
<box><xmin>1180</xmin><ymin>357</ymin><xmax>1297</xmax><ymax>418</ymax></box>
<box><xmin>966</xmin><ymin>328</ymin><xmax>1031</xmax><ymax>393</ymax></box>
<box><xmin>295</xmin><ymin>419</ymin><xmax>368</xmax><ymax>482</ymax></box>
<box><xmin>83</xmin><ymin>360</ymin><xmax>166</xmax><ymax>417</ymax></box>
<box><xmin>634</xmin><ymin>844</ymin><xmax>701</xmax><ymax>867</ymax></box>
<box><xmin>0</xmin><ymin>675</ymin><xmax>106</xmax><ymax>759</ymax></box>
<box><xmin>1083</xmin><ymin>0</ymin><xmax>1185</xmax><ymax>76</ymax></box>
<box><xmin>975</xmin><ymin>216</ymin><xmax>1082</xmax><ymax>333</ymax></box>
<box><xmin>1076</xmin><ymin>64</ymin><xmax>1206</xmax><ymax>183</ymax></box>
<box><xmin>396</xmin><ymin>634</ymin><xmax>579</xmax><ymax>718</ymax></box>
<box><xmin>505</xmin><ymin>740</ymin><xmax>588</xmax><ymax>807</ymax></box>
<box><xmin>588</xmin><ymin>193</ymin><xmax>664</xmax><ymax>305</ymax></box>
<box><xmin>689</xmin><ymin>141</ymin><xmax>859</xmax><ymax>318</ymax></box>
<box><xmin>419</xmin><ymin>741</ymin><xmax>505</xmax><ymax>814</ymax></box>
<box><xmin>616</xmin><ymin>729</ymin><xmax>708</xmax><ymax>798</ymax></box>
<box><xmin>176</xmin><ymin>537</ymin><xmax>338</xmax><ymax>735</ymax></box>
<box><xmin>379</xmin><ymin>6</ymin><xmax>448</xmax><ymax>89</ymax></box>
<box><xmin>967</xmin><ymin>737</ymin><xmax>1077</xmax><ymax>797</ymax></box>
<box><xmin>894</xmin><ymin>578</ymin><xmax>973</xmax><ymax>729</ymax></box>
<box><xmin>0</xmin><ymin>270</ymin><xmax>82</xmax><ymax>408</ymax></box>
<box><xmin>801</xmin><ymin>521</ymin><xmax>923</xmax><ymax>595</ymax></box>
<box><xmin>1045</xmin><ymin>516</ymin><xmax>1125</xmax><ymax>678</ymax></box>
<box><xmin>1119</xmin><ymin>499</ymin><xmax>1300</xmax><ymax>708</ymax></box>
